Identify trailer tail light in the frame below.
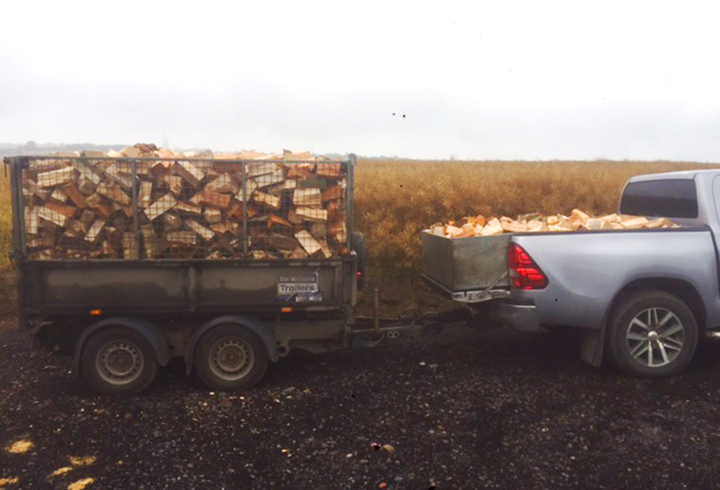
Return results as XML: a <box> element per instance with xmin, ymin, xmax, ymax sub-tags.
<box><xmin>507</xmin><ymin>243</ymin><xmax>548</xmax><ymax>290</ymax></box>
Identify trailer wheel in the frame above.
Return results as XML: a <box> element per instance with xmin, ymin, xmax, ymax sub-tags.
<box><xmin>608</xmin><ymin>291</ymin><xmax>698</xmax><ymax>377</ymax></box>
<box><xmin>80</xmin><ymin>327</ymin><xmax>158</xmax><ymax>395</ymax></box>
<box><xmin>194</xmin><ymin>324</ymin><xmax>268</xmax><ymax>391</ymax></box>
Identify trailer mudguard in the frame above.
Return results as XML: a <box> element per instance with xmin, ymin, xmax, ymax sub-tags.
<box><xmin>185</xmin><ymin>315</ymin><xmax>279</xmax><ymax>374</ymax></box>
<box><xmin>72</xmin><ymin>316</ymin><xmax>171</xmax><ymax>377</ymax></box>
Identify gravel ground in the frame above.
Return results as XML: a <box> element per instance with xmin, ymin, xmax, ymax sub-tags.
<box><xmin>2</xmin><ymin>316</ymin><xmax>720</xmax><ymax>490</ymax></box>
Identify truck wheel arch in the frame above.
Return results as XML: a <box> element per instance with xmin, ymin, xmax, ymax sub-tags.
<box><xmin>73</xmin><ymin>317</ymin><xmax>170</xmax><ymax>377</ymax></box>
<box><xmin>185</xmin><ymin>315</ymin><xmax>278</xmax><ymax>375</ymax></box>
<box><xmin>582</xmin><ymin>277</ymin><xmax>706</xmax><ymax>369</ymax></box>
<box><xmin>606</xmin><ymin>278</ymin><xmax>706</xmax><ymax>332</ymax></box>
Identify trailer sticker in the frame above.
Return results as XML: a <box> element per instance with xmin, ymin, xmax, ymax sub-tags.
<box><xmin>275</xmin><ymin>272</ymin><xmax>323</xmax><ymax>302</ymax></box>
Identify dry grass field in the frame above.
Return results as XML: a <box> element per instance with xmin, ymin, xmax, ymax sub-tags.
<box><xmin>355</xmin><ymin>160</ymin><xmax>720</xmax><ymax>277</ymax></box>
<box><xmin>1</xmin><ymin>159</ymin><xmax>718</xmax><ymax>315</ymax></box>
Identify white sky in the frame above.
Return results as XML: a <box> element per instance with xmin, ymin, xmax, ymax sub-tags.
<box><xmin>1</xmin><ymin>0</ymin><xmax>720</xmax><ymax>160</ymax></box>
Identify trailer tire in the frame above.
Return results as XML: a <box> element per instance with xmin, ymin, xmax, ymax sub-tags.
<box><xmin>80</xmin><ymin>327</ymin><xmax>158</xmax><ymax>395</ymax></box>
<box><xmin>608</xmin><ymin>290</ymin><xmax>698</xmax><ymax>377</ymax></box>
<box><xmin>194</xmin><ymin>324</ymin><xmax>269</xmax><ymax>391</ymax></box>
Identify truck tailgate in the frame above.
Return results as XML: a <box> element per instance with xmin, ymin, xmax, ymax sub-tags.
<box><xmin>421</xmin><ymin>231</ymin><xmax>510</xmax><ymax>301</ymax></box>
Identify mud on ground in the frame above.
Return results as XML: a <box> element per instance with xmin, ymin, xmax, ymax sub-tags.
<box><xmin>1</xmin><ymin>316</ymin><xmax>720</xmax><ymax>490</ymax></box>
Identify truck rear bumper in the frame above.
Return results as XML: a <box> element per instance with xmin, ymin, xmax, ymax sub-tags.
<box><xmin>490</xmin><ymin>301</ymin><xmax>540</xmax><ymax>332</ymax></box>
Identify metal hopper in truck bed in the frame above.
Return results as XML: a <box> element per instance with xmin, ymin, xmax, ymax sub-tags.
<box><xmin>421</xmin><ymin>231</ymin><xmax>511</xmax><ymax>303</ymax></box>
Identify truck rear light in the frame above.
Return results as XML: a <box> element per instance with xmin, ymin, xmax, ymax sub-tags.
<box><xmin>508</xmin><ymin>243</ymin><xmax>548</xmax><ymax>290</ymax></box>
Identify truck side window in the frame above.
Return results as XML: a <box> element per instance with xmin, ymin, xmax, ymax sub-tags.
<box><xmin>712</xmin><ymin>176</ymin><xmax>720</xmax><ymax>225</ymax></box>
<box><xmin>620</xmin><ymin>179</ymin><xmax>698</xmax><ymax>218</ymax></box>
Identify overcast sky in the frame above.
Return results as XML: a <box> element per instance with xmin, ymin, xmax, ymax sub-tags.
<box><xmin>1</xmin><ymin>1</ymin><xmax>720</xmax><ymax>160</ymax></box>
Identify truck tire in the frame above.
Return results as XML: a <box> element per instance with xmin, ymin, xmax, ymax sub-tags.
<box><xmin>352</xmin><ymin>232</ymin><xmax>367</xmax><ymax>290</ymax></box>
<box><xmin>194</xmin><ymin>324</ymin><xmax>269</xmax><ymax>391</ymax></box>
<box><xmin>80</xmin><ymin>327</ymin><xmax>158</xmax><ymax>395</ymax></box>
<box><xmin>608</xmin><ymin>291</ymin><xmax>698</xmax><ymax>377</ymax></box>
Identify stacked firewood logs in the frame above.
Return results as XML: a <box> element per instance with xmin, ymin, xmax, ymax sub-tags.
<box><xmin>21</xmin><ymin>144</ymin><xmax>349</xmax><ymax>260</ymax></box>
<box><xmin>429</xmin><ymin>209</ymin><xmax>680</xmax><ymax>238</ymax></box>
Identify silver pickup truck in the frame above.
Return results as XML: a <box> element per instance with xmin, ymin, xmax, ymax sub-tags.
<box><xmin>422</xmin><ymin>169</ymin><xmax>720</xmax><ymax>377</ymax></box>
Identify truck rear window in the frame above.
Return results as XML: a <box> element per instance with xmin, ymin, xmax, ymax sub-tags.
<box><xmin>620</xmin><ymin>179</ymin><xmax>698</xmax><ymax>218</ymax></box>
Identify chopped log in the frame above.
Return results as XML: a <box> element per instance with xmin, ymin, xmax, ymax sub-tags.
<box><xmin>204</xmin><ymin>208</ymin><xmax>222</xmax><ymax>224</ymax></box>
<box><xmin>105</xmin><ymin>164</ymin><xmax>134</xmax><ymax>189</ymax></box>
<box><xmin>23</xmin><ymin>179</ymin><xmax>37</xmax><ymax>199</ymax></box>
<box><xmin>247</xmin><ymin>162</ymin><xmax>278</xmax><ymax>178</ymax></box>
<box><xmin>236</xmin><ymin>179</ymin><xmax>259</xmax><ymax>201</ymax></box>
<box><xmin>175</xmin><ymin>201</ymin><xmax>203</xmax><ymax>215</ymax></box>
<box><xmin>207</xmin><ymin>251</ymin><xmax>224</xmax><ymax>260</ymax></box>
<box><xmin>548</xmin><ymin>216</ymin><xmax>574</xmax><ymax>232</ymax></box>
<box><xmin>267</xmin><ymin>234</ymin><xmax>299</xmax><ymax>251</ymax></box>
<box><xmin>318</xmin><ymin>238</ymin><xmax>332</xmax><ymax>258</ymax></box>
<box><xmin>123</xmin><ymin>232</ymin><xmax>138</xmax><ymax>259</ymax></box>
<box><xmin>45</xmin><ymin>201</ymin><xmax>77</xmax><ymax>219</ymax></box>
<box><xmin>232</xmin><ymin>204</ymin><xmax>259</xmax><ymax>221</ymax></box>
<box><xmin>287</xmin><ymin>166</ymin><xmax>314</xmax><ymax>180</ymax></box>
<box><xmin>139</xmin><ymin>181</ymin><xmax>153</xmax><ymax>208</ymax></box>
<box><xmin>582</xmin><ymin>218</ymin><xmax>612</xmax><ymax>231</ymax></box>
<box><xmin>51</xmin><ymin>187</ymin><xmax>69</xmax><ymax>203</ymax></box>
<box><xmin>479</xmin><ymin>218</ymin><xmax>503</xmax><ymax>236</ymax></box>
<box><xmin>191</xmin><ymin>189</ymin><xmax>231</xmax><ymax>208</ymax></box>
<box><xmin>295</xmin><ymin>207</ymin><xmax>328</xmax><ymax>222</ymax></box>
<box><xmin>37</xmin><ymin>167</ymin><xmax>76</xmax><ymax>188</ymax></box>
<box><xmin>186</xmin><ymin>220</ymin><xmax>215</xmax><ymax>241</ymax></box>
<box><xmin>646</xmin><ymin>217</ymin><xmax>674</xmax><ymax>229</ymax></box>
<box><xmin>205</xmin><ymin>174</ymin><xmax>238</xmax><ymax>194</ymax></box>
<box><xmin>163</xmin><ymin>175</ymin><xmax>184</xmax><ymax>195</ymax></box>
<box><xmin>309</xmin><ymin>223</ymin><xmax>326</xmax><ymax>240</ymax></box>
<box><xmin>287</xmin><ymin>209</ymin><xmax>304</xmax><ymax>225</ymax></box>
<box><xmin>253</xmin><ymin>169</ymin><xmax>285</xmax><ymax>188</ymax></box>
<box><xmin>94</xmin><ymin>203</ymin><xmax>112</xmax><ymax>220</ymax></box>
<box><xmin>173</xmin><ymin>161</ymin><xmax>205</xmax><ymax>187</ymax></box>
<box><xmin>97</xmin><ymin>182</ymin><xmax>132</xmax><ymax>206</ymax></box>
<box><xmin>141</xmin><ymin>224</ymin><xmax>161</xmax><ymax>258</ymax></box>
<box><xmin>85</xmin><ymin>219</ymin><xmax>106</xmax><ymax>243</ymax></box>
<box><xmin>295</xmin><ymin>230</ymin><xmax>322</xmax><ymax>256</ymax></box>
<box><xmin>315</xmin><ymin>163</ymin><xmax>342</xmax><ymax>178</ymax></box>
<box><xmin>322</xmin><ymin>186</ymin><xmax>343</xmax><ymax>202</ymax></box>
<box><xmin>210</xmin><ymin>220</ymin><xmax>232</xmax><ymax>234</ymax></box>
<box><xmin>102</xmin><ymin>240</ymin><xmax>118</xmax><ymax>258</ymax></box>
<box><xmin>120</xmin><ymin>146</ymin><xmax>143</xmax><ymax>158</ymax></box>
<box><xmin>500</xmin><ymin>218</ymin><xmax>528</xmax><ymax>233</ymax></box>
<box><xmin>145</xmin><ymin>193</ymin><xmax>177</xmax><ymax>221</ymax></box>
<box><xmin>326</xmin><ymin>200</ymin><xmax>342</xmax><ymax>222</ymax></box>
<box><xmin>163</xmin><ymin>213</ymin><xmax>183</xmax><ymax>230</ymax></box>
<box><xmin>113</xmin><ymin>160</ymin><xmax>151</xmax><ymax>175</ymax></box>
<box><xmin>268</xmin><ymin>214</ymin><xmax>293</xmax><ymax>227</ymax></box>
<box><xmin>289</xmin><ymin>246</ymin><xmax>308</xmax><ymax>259</ymax></box>
<box><xmin>621</xmin><ymin>217</ymin><xmax>650</xmax><ymax>229</ymax></box>
<box><xmin>327</xmin><ymin>221</ymin><xmax>347</xmax><ymax>243</ymax></box>
<box><xmin>77</xmin><ymin>176</ymin><xmax>98</xmax><ymax>195</ymax></box>
<box><xmin>80</xmin><ymin>209</ymin><xmax>96</xmax><ymax>229</ymax></box>
<box><xmin>73</xmin><ymin>160</ymin><xmax>100</xmax><ymax>189</ymax></box>
<box><xmin>253</xmin><ymin>191</ymin><xmax>280</xmax><ymax>209</ymax></box>
<box><xmin>63</xmin><ymin>184</ymin><xmax>87</xmax><ymax>208</ymax></box>
<box><xmin>66</xmin><ymin>219</ymin><xmax>87</xmax><ymax>238</ymax></box>
<box><xmin>266</xmin><ymin>179</ymin><xmax>297</xmax><ymax>194</ymax></box>
<box><xmin>25</xmin><ymin>207</ymin><xmax>39</xmax><ymax>235</ymax></box>
<box><xmin>293</xmin><ymin>188</ymin><xmax>322</xmax><ymax>207</ymax></box>
<box><xmin>85</xmin><ymin>193</ymin><xmax>103</xmax><ymax>209</ymax></box>
<box><xmin>527</xmin><ymin>220</ymin><xmax>549</xmax><ymax>232</ymax></box>
<box><xmin>166</xmin><ymin>230</ymin><xmax>197</xmax><ymax>245</ymax></box>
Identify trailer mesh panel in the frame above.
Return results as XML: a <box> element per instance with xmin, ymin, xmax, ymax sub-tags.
<box><xmin>20</xmin><ymin>157</ymin><xmax>351</xmax><ymax>260</ymax></box>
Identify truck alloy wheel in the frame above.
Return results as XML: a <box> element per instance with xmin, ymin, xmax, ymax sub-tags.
<box><xmin>608</xmin><ymin>291</ymin><xmax>698</xmax><ymax>377</ymax></box>
<box><xmin>194</xmin><ymin>324</ymin><xmax>268</xmax><ymax>391</ymax></box>
<box><xmin>81</xmin><ymin>327</ymin><xmax>158</xmax><ymax>395</ymax></box>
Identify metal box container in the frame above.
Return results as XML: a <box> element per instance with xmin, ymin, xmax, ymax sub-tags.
<box><xmin>421</xmin><ymin>231</ymin><xmax>511</xmax><ymax>297</ymax></box>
